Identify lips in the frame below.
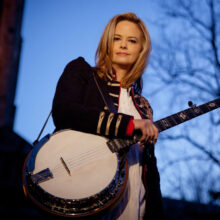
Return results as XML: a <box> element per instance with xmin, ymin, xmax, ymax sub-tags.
<box><xmin>116</xmin><ymin>52</ymin><xmax>129</xmax><ymax>56</ymax></box>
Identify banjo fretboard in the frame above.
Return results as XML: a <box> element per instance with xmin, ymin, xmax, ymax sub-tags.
<box><xmin>154</xmin><ymin>98</ymin><xmax>220</xmax><ymax>132</ymax></box>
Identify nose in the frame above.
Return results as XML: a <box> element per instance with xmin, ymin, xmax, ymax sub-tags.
<box><xmin>120</xmin><ymin>40</ymin><xmax>127</xmax><ymax>49</ymax></box>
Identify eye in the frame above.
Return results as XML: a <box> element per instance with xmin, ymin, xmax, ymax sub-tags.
<box><xmin>129</xmin><ymin>39</ymin><xmax>137</xmax><ymax>44</ymax></box>
<box><xmin>113</xmin><ymin>36</ymin><xmax>120</xmax><ymax>41</ymax></box>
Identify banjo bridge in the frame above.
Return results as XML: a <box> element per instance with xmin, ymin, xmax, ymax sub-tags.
<box><xmin>60</xmin><ymin>157</ymin><xmax>71</xmax><ymax>176</ymax></box>
<box><xmin>31</xmin><ymin>168</ymin><xmax>53</xmax><ymax>184</ymax></box>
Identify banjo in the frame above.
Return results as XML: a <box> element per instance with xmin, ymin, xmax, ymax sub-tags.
<box><xmin>23</xmin><ymin>97</ymin><xmax>220</xmax><ymax>218</ymax></box>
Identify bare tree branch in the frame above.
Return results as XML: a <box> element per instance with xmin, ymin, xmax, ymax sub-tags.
<box><xmin>160</xmin><ymin>155</ymin><xmax>207</xmax><ymax>173</ymax></box>
<box><xmin>149</xmin><ymin>0</ymin><xmax>220</xmax><ymax>204</ymax></box>
<box><xmin>161</xmin><ymin>134</ymin><xmax>220</xmax><ymax>166</ymax></box>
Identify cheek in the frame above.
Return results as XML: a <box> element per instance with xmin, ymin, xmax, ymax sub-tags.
<box><xmin>112</xmin><ymin>42</ymin><xmax>119</xmax><ymax>50</ymax></box>
<box><xmin>133</xmin><ymin>48</ymin><xmax>141</xmax><ymax>60</ymax></box>
<box><xmin>112</xmin><ymin>44</ymin><xmax>118</xmax><ymax>56</ymax></box>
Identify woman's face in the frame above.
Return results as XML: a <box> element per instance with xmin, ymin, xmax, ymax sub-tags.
<box><xmin>111</xmin><ymin>20</ymin><xmax>143</xmax><ymax>71</ymax></box>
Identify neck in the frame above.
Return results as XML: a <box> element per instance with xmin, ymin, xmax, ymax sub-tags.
<box><xmin>112</xmin><ymin>65</ymin><xmax>130</xmax><ymax>82</ymax></box>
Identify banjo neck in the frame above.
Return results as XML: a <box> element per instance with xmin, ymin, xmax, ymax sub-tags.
<box><xmin>107</xmin><ymin>97</ymin><xmax>220</xmax><ymax>152</ymax></box>
<box><xmin>154</xmin><ymin>97</ymin><xmax>220</xmax><ymax>132</ymax></box>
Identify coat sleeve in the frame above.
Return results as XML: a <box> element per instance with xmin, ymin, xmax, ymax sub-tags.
<box><xmin>52</xmin><ymin>57</ymin><xmax>134</xmax><ymax>138</ymax></box>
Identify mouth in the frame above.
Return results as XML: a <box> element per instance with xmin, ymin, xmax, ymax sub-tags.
<box><xmin>116</xmin><ymin>52</ymin><xmax>129</xmax><ymax>56</ymax></box>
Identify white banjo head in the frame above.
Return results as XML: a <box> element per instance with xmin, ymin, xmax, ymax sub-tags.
<box><xmin>33</xmin><ymin>130</ymin><xmax>118</xmax><ymax>199</ymax></box>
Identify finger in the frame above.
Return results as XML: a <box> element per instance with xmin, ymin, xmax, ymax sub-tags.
<box><xmin>153</xmin><ymin>138</ymin><xmax>157</xmax><ymax>144</ymax></box>
<box><xmin>153</xmin><ymin>126</ymin><xmax>158</xmax><ymax>140</ymax></box>
<box><xmin>147</xmin><ymin>126</ymin><xmax>155</xmax><ymax>141</ymax></box>
<box><xmin>152</xmin><ymin>137</ymin><xmax>157</xmax><ymax>144</ymax></box>
<box><xmin>141</xmin><ymin>126</ymin><xmax>151</xmax><ymax>143</ymax></box>
<box><xmin>138</xmin><ymin>128</ymin><xmax>146</xmax><ymax>143</ymax></box>
<box><xmin>146</xmin><ymin>125</ymin><xmax>157</xmax><ymax>144</ymax></box>
<box><xmin>144</xmin><ymin>132</ymin><xmax>153</xmax><ymax>144</ymax></box>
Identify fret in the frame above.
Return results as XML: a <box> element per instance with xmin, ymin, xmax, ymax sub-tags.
<box><xmin>161</xmin><ymin>119</ymin><xmax>171</xmax><ymax>128</ymax></box>
<box><xmin>192</xmin><ymin>107</ymin><xmax>200</xmax><ymax>115</ymax></box>
<box><xmin>186</xmin><ymin>107</ymin><xmax>203</xmax><ymax>118</ymax></box>
<box><xmin>178</xmin><ymin>111</ymin><xmax>187</xmax><ymax>121</ymax></box>
<box><xmin>200</xmin><ymin>104</ymin><xmax>211</xmax><ymax>113</ymax></box>
<box><xmin>155</xmin><ymin>120</ymin><xmax>167</xmax><ymax>132</ymax></box>
<box><xmin>208</xmin><ymin>101</ymin><xmax>219</xmax><ymax>109</ymax></box>
<box><xmin>186</xmin><ymin>108</ymin><xmax>197</xmax><ymax>118</ymax></box>
<box><xmin>167</xmin><ymin>116</ymin><xmax>178</xmax><ymax>127</ymax></box>
<box><xmin>172</xmin><ymin>114</ymin><xmax>183</xmax><ymax>124</ymax></box>
<box><xmin>194</xmin><ymin>107</ymin><xmax>203</xmax><ymax>114</ymax></box>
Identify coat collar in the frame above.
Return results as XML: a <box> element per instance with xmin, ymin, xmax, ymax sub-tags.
<box><xmin>105</xmin><ymin>74</ymin><xmax>152</xmax><ymax>120</ymax></box>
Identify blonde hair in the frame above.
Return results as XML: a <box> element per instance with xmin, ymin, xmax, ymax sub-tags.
<box><xmin>95</xmin><ymin>12</ymin><xmax>151</xmax><ymax>89</ymax></box>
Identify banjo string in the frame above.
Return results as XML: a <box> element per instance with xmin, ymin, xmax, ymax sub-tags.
<box><xmin>51</xmin><ymin>141</ymin><xmax>105</xmax><ymax>170</ymax></box>
<box><xmin>48</xmin><ymin>144</ymin><xmax>113</xmax><ymax>176</ymax></box>
<box><xmin>35</xmin><ymin>145</ymin><xmax>109</xmax><ymax>179</ymax></box>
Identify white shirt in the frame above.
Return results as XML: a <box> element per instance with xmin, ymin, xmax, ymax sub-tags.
<box><xmin>102</xmin><ymin>88</ymin><xmax>146</xmax><ymax>220</ymax></box>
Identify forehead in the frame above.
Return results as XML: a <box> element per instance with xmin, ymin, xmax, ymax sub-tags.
<box><xmin>114</xmin><ymin>20</ymin><xmax>142</xmax><ymax>38</ymax></box>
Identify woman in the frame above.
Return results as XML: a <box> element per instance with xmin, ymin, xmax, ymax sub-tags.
<box><xmin>52</xmin><ymin>12</ymin><xmax>163</xmax><ymax>219</ymax></box>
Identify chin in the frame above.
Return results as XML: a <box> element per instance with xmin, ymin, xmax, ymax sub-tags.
<box><xmin>113</xmin><ymin>59</ymin><xmax>132</xmax><ymax>66</ymax></box>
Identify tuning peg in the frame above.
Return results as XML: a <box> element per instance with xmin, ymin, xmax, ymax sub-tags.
<box><xmin>188</xmin><ymin>101</ymin><xmax>196</xmax><ymax>108</ymax></box>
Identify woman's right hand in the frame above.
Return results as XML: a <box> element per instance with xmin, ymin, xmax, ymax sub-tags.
<box><xmin>133</xmin><ymin>119</ymin><xmax>158</xmax><ymax>144</ymax></box>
